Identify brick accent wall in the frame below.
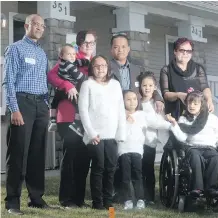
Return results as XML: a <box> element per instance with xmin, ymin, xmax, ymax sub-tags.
<box><xmin>41</xmin><ymin>18</ymin><xmax>75</xmax><ymax>68</ymax></box>
<box><xmin>126</xmin><ymin>31</ymin><xmax>150</xmax><ymax>72</ymax></box>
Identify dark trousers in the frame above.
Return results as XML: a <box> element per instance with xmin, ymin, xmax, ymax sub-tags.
<box><xmin>113</xmin><ymin>162</ymin><xmax>122</xmax><ymax>198</ymax></box>
<box><xmin>119</xmin><ymin>153</ymin><xmax>144</xmax><ymax>202</ymax></box>
<box><xmin>5</xmin><ymin>93</ymin><xmax>49</xmax><ymax>210</ymax></box>
<box><xmin>186</xmin><ymin>147</ymin><xmax>218</xmax><ymax>191</ymax></box>
<box><xmin>88</xmin><ymin>139</ymin><xmax>118</xmax><ymax>206</ymax></box>
<box><xmin>57</xmin><ymin>123</ymin><xmax>90</xmax><ymax>206</ymax></box>
<box><xmin>142</xmin><ymin>145</ymin><xmax>156</xmax><ymax>202</ymax></box>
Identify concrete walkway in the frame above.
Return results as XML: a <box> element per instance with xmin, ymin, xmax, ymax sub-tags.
<box><xmin>1</xmin><ymin>169</ymin><xmax>60</xmax><ymax>183</ymax></box>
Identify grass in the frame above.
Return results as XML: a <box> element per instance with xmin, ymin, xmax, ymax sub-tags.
<box><xmin>1</xmin><ymin>169</ymin><xmax>217</xmax><ymax>218</ymax></box>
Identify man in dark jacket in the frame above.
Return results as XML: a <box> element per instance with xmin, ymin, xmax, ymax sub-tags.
<box><xmin>110</xmin><ymin>33</ymin><xmax>164</xmax><ymax>203</ymax></box>
<box><xmin>110</xmin><ymin>33</ymin><xmax>163</xmax><ymax>108</ymax></box>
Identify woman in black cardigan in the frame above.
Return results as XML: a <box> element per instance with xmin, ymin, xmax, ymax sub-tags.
<box><xmin>160</xmin><ymin>38</ymin><xmax>214</xmax><ymax>120</ymax></box>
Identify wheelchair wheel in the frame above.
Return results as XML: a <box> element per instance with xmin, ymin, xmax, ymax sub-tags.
<box><xmin>178</xmin><ymin>195</ymin><xmax>185</xmax><ymax>212</ymax></box>
<box><xmin>159</xmin><ymin>149</ymin><xmax>179</xmax><ymax>208</ymax></box>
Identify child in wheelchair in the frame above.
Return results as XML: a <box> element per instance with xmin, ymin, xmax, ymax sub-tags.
<box><xmin>167</xmin><ymin>91</ymin><xmax>218</xmax><ymax>202</ymax></box>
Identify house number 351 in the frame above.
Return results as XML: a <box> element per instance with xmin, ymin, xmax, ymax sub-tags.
<box><xmin>191</xmin><ymin>26</ymin><xmax>202</xmax><ymax>38</ymax></box>
<box><xmin>52</xmin><ymin>1</ymin><xmax>67</xmax><ymax>15</ymax></box>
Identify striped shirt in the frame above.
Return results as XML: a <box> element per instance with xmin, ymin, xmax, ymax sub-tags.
<box><xmin>3</xmin><ymin>36</ymin><xmax>48</xmax><ymax>112</ymax></box>
<box><xmin>58</xmin><ymin>58</ymin><xmax>88</xmax><ymax>88</ymax></box>
<box><xmin>118</xmin><ymin>60</ymin><xmax>130</xmax><ymax>90</ymax></box>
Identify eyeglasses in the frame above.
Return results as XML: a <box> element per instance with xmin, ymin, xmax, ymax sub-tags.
<box><xmin>178</xmin><ymin>49</ymin><xmax>193</xmax><ymax>54</ymax></box>
<box><xmin>93</xmin><ymin>64</ymin><xmax>108</xmax><ymax>69</ymax></box>
<box><xmin>81</xmin><ymin>41</ymin><xmax>96</xmax><ymax>47</ymax></box>
<box><xmin>30</xmin><ymin>21</ymin><xmax>46</xmax><ymax>29</ymax></box>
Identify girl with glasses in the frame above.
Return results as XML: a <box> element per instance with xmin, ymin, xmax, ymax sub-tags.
<box><xmin>78</xmin><ymin>55</ymin><xmax>126</xmax><ymax>210</ymax></box>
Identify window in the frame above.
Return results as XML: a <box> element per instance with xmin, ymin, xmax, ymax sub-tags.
<box><xmin>165</xmin><ymin>35</ymin><xmax>178</xmax><ymax>65</ymax></box>
<box><xmin>14</xmin><ymin>20</ymin><xmax>25</xmax><ymax>42</ymax></box>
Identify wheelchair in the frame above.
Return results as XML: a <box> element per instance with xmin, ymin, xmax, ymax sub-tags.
<box><xmin>159</xmin><ymin>138</ymin><xmax>218</xmax><ymax>213</ymax></box>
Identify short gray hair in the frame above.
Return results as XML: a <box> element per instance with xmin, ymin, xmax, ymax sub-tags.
<box><xmin>25</xmin><ymin>14</ymin><xmax>43</xmax><ymax>24</ymax></box>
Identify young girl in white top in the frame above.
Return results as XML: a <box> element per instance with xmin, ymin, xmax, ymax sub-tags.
<box><xmin>118</xmin><ymin>90</ymin><xmax>171</xmax><ymax>210</ymax></box>
<box><xmin>167</xmin><ymin>91</ymin><xmax>218</xmax><ymax>199</ymax></box>
<box><xmin>137</xmin><ymin>71</ymin><xmax>170</xmax><ymax>205</ymax></box>
<box><xmin>78</xmin><ymin>55</ymin><xmax>126</xmax><ymax>210</ymax></box>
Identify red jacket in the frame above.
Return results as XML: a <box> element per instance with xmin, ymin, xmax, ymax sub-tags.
<box><xmin>47</xmin><ymin>51</ymin><xmax>89</xmax><ymax>123</ymax></box>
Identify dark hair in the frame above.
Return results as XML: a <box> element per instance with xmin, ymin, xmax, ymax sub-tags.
<box><xmin>88</xmin><ymin>55</ymin><xmax>112</xmax><ymax>82</ymax></box>
<box><xmin>173</xmin><ymin>37</ymin><xmax>194</xmax><ymax>51</ymax></box>
<box><xmin>59</xmin><ymin>44</ymin><xmax>74</xmax><ymax>57</ymax></box>
<box><xmin>76</xmin><ymin>30</ymin><xmax>97</xmax><ymax>47</ymax></box>
<box><xmin>123</xmin><ymin>90</ymin><xmax>139</xmax><ymax>111</ymax></box>
<box><xmin>110</xmin><ymin>32</ymin><xmax>129</xmax><ymax>47</ymax></box>
<box><xmin>184</xmin><ymin>91</ymin><xmax>207</xmax><ymax>119</ymax></box>
<box><xmin>137</xmin><ymin>71</ymin><xmax>157</xmax><ymax>97</ymax></box>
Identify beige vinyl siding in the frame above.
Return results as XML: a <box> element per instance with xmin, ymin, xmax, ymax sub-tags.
<box><xmin>204</xmin><ymin>35</ymin><xmax>218</xmax><ymax>77</ymax></box>
<box><xmin>73</xmin><ymin>5</ymin><xmax>116</xmax><ymax>59</ymax></box>
<box><xmin>146</xmin><ymin>23</ymin><xmax>177</xmax><ymax>82</ymax></box>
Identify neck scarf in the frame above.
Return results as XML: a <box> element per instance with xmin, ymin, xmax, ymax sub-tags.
<box><xmin>179</xmin><ymin>109</ymin><xmax>209</xmax><ymax>135</ymax></box>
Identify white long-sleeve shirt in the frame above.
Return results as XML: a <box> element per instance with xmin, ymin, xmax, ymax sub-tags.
<box><xmin>78</xmin><ymin>78</ymin><xmax>126</xmax><ymax>145</ymax></box>
<box><xmin>141</xmin><ymin>100</ymin><xmax>170</xmax><ymax>149</ymax></box>
<box><xmin>171</xmin><ymin>113</ymin><xmax>218</xmax><ymax>147</ymax></box>
<box><xmin>118</xmin><ymin>110</ymin><xmax>171</xmax><ymax>157</ymax></box>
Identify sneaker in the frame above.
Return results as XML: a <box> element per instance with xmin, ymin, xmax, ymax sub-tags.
<box><xmin>64</xmin><ymin>204</ymin><xmax>79</xmax><ymax>209</ymax></box>
<box><xmin>124</xmin><ymin>200</ymin><xmax>133</xmax><ymax>210</ymax></box>
<box><xmin>136</xmin><ymin>199</ymin><xmax>145</xmax><ymax>210</ymax></box>
<box><xmin>69</xmin><ymin>120</ymin><xmax>84</xmax><ymax>137</ymax></box>
<box><xmin>48</xmin><ymin>121</ymin><xmax>57</xmax><ymax>132</ymax></box>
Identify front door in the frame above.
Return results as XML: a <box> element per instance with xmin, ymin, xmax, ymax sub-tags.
<box><xmin>165</xmin><ymin>35</ymin><xmax>178</xmax><ymax>65</ymax></box>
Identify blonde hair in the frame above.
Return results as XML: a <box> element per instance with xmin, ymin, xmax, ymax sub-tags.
<box><xmin>59</xmin><ymin>44</ymin><xmax>75</xmax><ymax>57</ymax></box>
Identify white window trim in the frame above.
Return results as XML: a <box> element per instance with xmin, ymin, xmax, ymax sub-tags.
<box><xmin>165</xmin><ymin>35</ymin><xmax>178</xmax><ymax>65</ymax></box>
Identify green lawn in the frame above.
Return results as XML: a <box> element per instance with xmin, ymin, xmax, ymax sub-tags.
<box><xmin>1</xmin><ymin>170</ymin><xmax>217</xmax><ymax>218</ymax></box>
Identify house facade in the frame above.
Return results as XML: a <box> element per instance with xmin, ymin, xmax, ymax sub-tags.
<box><xmin>1</xmin><ymin>1</ymin><xmax>218</xmax><ymax>172</ymax></box>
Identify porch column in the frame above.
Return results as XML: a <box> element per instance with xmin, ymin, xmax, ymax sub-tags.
<box><xmin>112</xmin><ymin>3</ymin><xmax>150</xmax><ymax>71</ymax></box>
<box><xmin>37</xmin><ymin>1</ymin><xmax>76</xmax><ymax>169</ymax></box>
<box><xmin>177</xmin><ymin>15</ymin><xmax>207</xmax><ymax>43</ymax></box>
<box><xmin>177</xmin><ymin>15</ymin><xmax>207</xmax><ymax>66</ymax></box>
<box><xmin>37</xmin><ymin>1</ymin><xmax>76</xmax><ymax>67</ymax></box>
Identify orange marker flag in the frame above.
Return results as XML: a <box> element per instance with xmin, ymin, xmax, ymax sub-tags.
<box><xmin>109</xmin><ymin>207</ymin><xmax>115</xmax><ymax>218</ymax></box>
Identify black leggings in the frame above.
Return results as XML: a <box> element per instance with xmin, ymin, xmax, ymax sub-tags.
<box><xmin>87</xmin><ymin>139</ymin><xmax>118</xmax><ymax>206</ymax></box>
<box><xmin>142</xmin><ymin>145</ymin><xmax>156</xmax><ymax>202</ymax></box>
<box><xmin>57</xmin><ymin>123</ymin><xmax>90</xmax><ymax>206</ymax></box>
